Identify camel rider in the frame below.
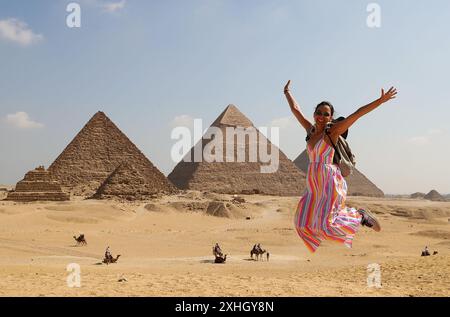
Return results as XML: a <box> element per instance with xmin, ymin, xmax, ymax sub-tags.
<box><xmin>257</xmin><ymin>243</ymin><xmax>263</xmax><ymax>253</ymax></box>
<box><xmin>105</xmin><ymin>246</ymin><xmax>112</xmax><ymax>260</ymax></box>
<box><xmin>214</xmin><ymin>243</ymin><xmax>223</xmax><ymax>257</ymax></box>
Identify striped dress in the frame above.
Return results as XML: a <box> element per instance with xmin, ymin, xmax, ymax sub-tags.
<box><xmin>294</xmin><ymin>136</ymin><xmax>362</xmax><ymax>253</ymax></box>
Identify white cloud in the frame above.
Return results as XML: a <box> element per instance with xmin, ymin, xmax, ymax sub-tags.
<box><xmin>428</xmin><ymin>128</ymin><xmax>443</xmax><ymax>135</ymax></box>
<box><xmin>407</xmin><ymin>136</ymin><xmax>428</xmax><ymax>146</ymax></box>
<box><xmin>102</xmin><ymin>0</ymin><xmax>127</xmax><ymax>13</ymax></box>
<box><xmin>80</xmin><ymin>0</ymin><xmax>127</xmax><ymax>13</ymax></box>
<box><xmin>5</xmin><ymin>112</ymin><xmax>44</xmax><ymax>129</ymax></box>
<box><xmin>0</xmin><ymin>18</ymin><xmax>43</xmax><ymax>46</ymax></box>
<box><xmin>407</xmin><ymin>128</ymin><xmax>446</xmax><ymax>146</ymax></box>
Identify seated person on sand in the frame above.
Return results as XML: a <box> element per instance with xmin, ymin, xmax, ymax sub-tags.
<box><xmin>212</xmin><ymin>243</ymin><xmax>227</xmax><ymax>263</ymax></box>
<box><xmin>421</xmin><ymin>246</ymin><xmax>430</xmax><ymax>256</ymax></box>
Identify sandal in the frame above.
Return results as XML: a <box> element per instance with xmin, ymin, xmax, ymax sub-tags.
<box><xmin>357</xmin><ymin>208</ymin><xmax>381</xmax><ymax>232</ymax></box>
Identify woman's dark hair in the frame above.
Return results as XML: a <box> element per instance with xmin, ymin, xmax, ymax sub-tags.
<box><xmin>315</xmin><ymin>101</ymin><xmax>334</xmax><ymax>117</ymax></box>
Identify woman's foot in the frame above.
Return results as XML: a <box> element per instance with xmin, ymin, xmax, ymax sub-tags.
<box><xmin>357</xmin><ymin>208</ymin><xmax>381</xmax><ymax>232</ymax></box>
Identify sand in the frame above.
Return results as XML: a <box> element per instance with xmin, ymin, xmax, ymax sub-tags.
<box><xmin>0</xmin><ymin>192</ymin><xmax>449</xmax><ymax>297</ymax></box>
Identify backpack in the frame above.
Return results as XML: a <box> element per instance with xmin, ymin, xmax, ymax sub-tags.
<box><xmin>324</xmin><ymin>118</ymin><xmax>356</xmax><ymax>177</ymax></box>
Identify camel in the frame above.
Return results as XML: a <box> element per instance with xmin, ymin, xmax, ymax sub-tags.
<box><xmin>214</xmin><ymin>254</ymin><xmax>227</xmax><ymax>263</ymax></box>
<box><xmin>250</xmin><ymin>244</ymin><xmax>270</xmax><ymax>261</ymax></box>
<box><xmin>103</xmin><ymin>254</ymin><xmax>121</xmax><ymax>265</ymax></box>
<box><xmin>73</xmin><ymin>234</ymin><xmax>87</xmax><ymax>246</ymax></box>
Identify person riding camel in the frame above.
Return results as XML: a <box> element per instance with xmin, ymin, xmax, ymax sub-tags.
<box><xmin>214</xmin><ymin>243</ymin><xmax>223</xmax><ymax>257</ymax></box>
<box><xmin>256</xmin><ymin>243</ymin><xmax>263</xmax><ymax>253</ymax></box>
<box><xmin>105</xmin><ymin>246</ymin><xmax>112</xmax><ymax>261</ymax></box>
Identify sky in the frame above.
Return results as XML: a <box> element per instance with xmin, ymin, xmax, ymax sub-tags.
<box><xmin>0</xmin><ymin>0</ymin><xmax>449</xmax><ymax>195</ymax></box>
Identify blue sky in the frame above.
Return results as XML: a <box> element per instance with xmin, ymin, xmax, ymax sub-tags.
<box><xmin>1</xmin><ymin>0</ymin><xmax>449</xmax><ymax>194</ymax></box>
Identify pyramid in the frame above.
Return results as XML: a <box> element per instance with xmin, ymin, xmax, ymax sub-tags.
<box><xmin>168</xmin><ymin>104</ymin><xmax>306</xmax><ymax>196</ymax></box>
<box><xmin>424</xmin><ymin>189</ymin><xmax>444</xmax><ymax>201</ymax></box>
<box><xmin>410</xmin><ymin>192</ymin><xmax>425</xmax><ymax>199</ymax></box>
<box><xmin>48</xmin><ymin>111</ymin><xmax>176</xmax><ymax>197</ymax></box>
<box><xmin>92</xmin><ymin>162</ymin><xmax>162</xmax><ymax>199</ymax></box>
<box><xmin>293</xmin><ymin>149</ymin><xmax>384</xmax><ymax>197</ymax></box>
<box><xmin>6</xmin><ymin>166</ymin><xmax>69</xmax><ymax>201</ymax></box>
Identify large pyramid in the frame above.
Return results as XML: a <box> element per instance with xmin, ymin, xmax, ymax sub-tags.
<box><xmin>168</xmin><ymin>105</ymin><xmax>306</xmax><ymax>196</ymax></box>
<box><xmin>48</xmin><ymin>111</ymin><xmax>176</xmax><ymax>197</ymax></box>
<box><xmin>293</xmin><ymin>149</ymin><xmax>384</xmax><ymax>197</ymax></box>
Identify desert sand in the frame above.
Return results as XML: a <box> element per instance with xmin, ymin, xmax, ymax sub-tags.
<box><xmin>0</xmin><ymin>192</ymin><xmax>449</xmax><ymax>297</ymax></box>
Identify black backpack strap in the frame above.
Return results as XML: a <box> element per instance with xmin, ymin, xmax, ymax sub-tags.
<box><xmin>305</xmin><ymin>125</ymin><xmax>315</xmax><ymax>142</ymax></box>
<box><xmin>325</xmin><ymin>125</ymin><xmax>341</xmax><ymax>161</ymax></box>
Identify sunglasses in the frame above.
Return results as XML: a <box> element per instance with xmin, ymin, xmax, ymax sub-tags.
<box><xmin>315</xmin><ymin>110</ymin><xmax>331</xmax><ymax>117</ymax></box>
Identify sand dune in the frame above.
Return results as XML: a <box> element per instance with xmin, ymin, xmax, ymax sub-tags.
<box><xmin>0</xmin><ymin>193</ymin><xmax>449</xmax><ymax>296</ymax></box>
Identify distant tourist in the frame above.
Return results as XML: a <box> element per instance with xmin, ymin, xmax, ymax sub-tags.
<box><xmin>212</xmin><ymin>243</ymin><xmax>226</xmax><ymax>263</ymax></box>
<box><xmin>103</xmin><ymin>246</ymin><xmax>121</xmax><ymax>264</ymax></box>
<box><xmin>213</xmin><ymin>243</ymin><xmax>223</xmax><ymax>257</ymax></box>
<box><xmin>421</xmin><ymin>246</ymin><xmax>431</xmax><ymax>256</ymax></box>
<box><xmin>105</xmin><ymin>246</ymin><xmax>112</xmax><ymax>261</ymax></box>
<box><xmin>285</xmin><ymin>80</ymin><xmax>397</xmax><ymax>252</ymax></box>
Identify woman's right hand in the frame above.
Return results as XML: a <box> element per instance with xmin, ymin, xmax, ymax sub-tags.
<box><xmin>284</xmin><ymin>80</ymin><xmax>291</xmax><ymax>93</ymax></box>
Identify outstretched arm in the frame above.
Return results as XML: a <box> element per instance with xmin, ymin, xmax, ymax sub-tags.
<box><xmin>330</xmin><ymin>87</ymin><xmax>397</xmax><ymax>137</ymax></box>
<box><xmin>284</xmin><ymin>80</ymin><xmax>313</xmax><ymax>131</ymax></box>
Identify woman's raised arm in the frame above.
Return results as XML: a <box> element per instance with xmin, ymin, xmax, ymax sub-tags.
<box><xmin>284</xmin><ymin>80</ymin><xmax>313</xmax><ymax>131</ymax></box>
<box><xmin>330</xmin><ymin>87</ymin><xmax>397</xmax><ymax>137</ymax></box>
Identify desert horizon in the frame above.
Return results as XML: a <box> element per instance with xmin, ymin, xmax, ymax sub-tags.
<box><xmin>0</xmin><ymin>191</ymin><xmax>449</xmax><ymax>297</ymax></box>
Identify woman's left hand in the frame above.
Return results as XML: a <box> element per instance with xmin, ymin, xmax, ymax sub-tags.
<box><xmin>379</xmin><ymin>86</ymin><xmax>397</xmax><ymax>104</ymax></box>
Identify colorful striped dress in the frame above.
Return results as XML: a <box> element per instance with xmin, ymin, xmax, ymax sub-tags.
<box><xmin>294</xmin><ymin>136</ymin><xmax>362</xmax><ymax>253</ymax></box>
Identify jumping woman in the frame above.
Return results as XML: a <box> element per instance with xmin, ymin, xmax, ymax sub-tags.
<box><xmin>284</xmin><ymin>80</ymin><xmax>397</xmax><ymax>252</ymax></box>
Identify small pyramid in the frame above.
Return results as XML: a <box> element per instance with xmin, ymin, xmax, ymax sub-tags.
<box><xmin>6</xmin><ymin>166</ymin><xmax>69</xmax><ymax>202</ymax></box>
<box><xmin>424</xmin><ymin>189</ymin><xmax>444</xmax><ymax>201</ymax></box>
<box><xmin>293</xmin><ymin>149</ymin><xmax>384</xmax><ymax>197</ymax></box>
<box><xmin>410</xmin><ymin>192</ymin><xmax>425</xmax><ymax>199</ymax></box>
<box><xmin>48</xmin><ymin>111</ymin><xmax>175</xmax><ymax>196</ymax></box>
<box><xmin>168</xmin><ymin>104</ymin><xmax>306</xmax><ymax>196</ymax></box>
<box><xmin>92</xmin><ymin>162</ymin><xmax>162</xmax><ymax>199</ymax></box>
